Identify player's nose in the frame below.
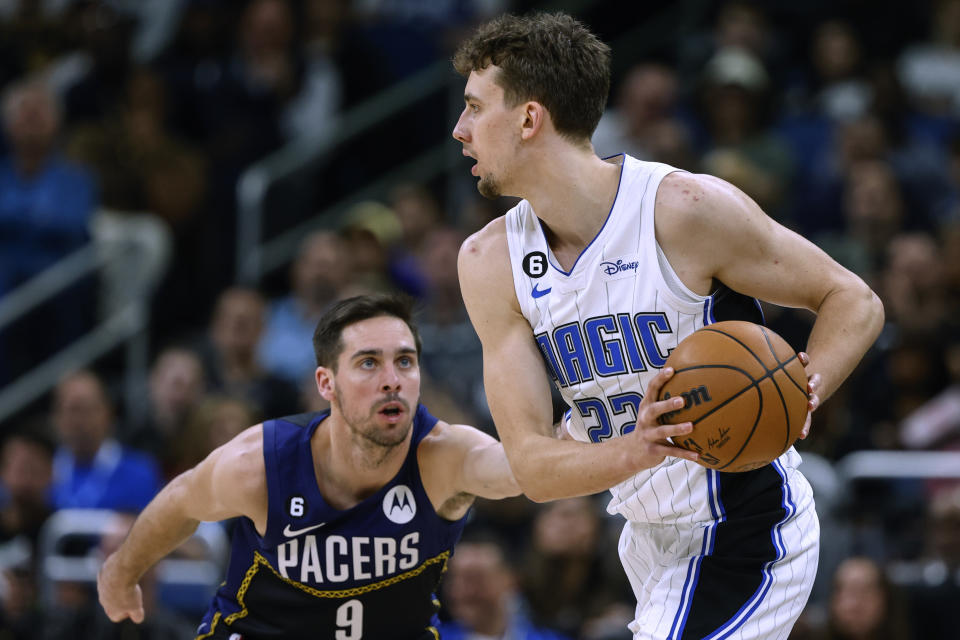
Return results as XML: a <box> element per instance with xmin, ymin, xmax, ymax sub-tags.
<box><xmin>452</xmin><ymin>111</ymin><xmax>469</xmax><ymax>142</ymax></box>
<box><xmin>380</xmin><ymin>364</ymin><xmax>401</xmax><ymax>390</ymax></box>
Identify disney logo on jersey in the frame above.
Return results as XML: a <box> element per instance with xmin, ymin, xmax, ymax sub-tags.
<box><xmin>600</xmin><ymin>258</ymin><xmax>640</xmax><ymax>276</ymax></box>
<box><xmin>383</xmin><ymin>485</ymin><xmax>416</xmax><ymax>524</ymax></box>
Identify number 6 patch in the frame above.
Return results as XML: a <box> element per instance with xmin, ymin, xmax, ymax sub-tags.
<box><xmin>287</xmin><ymin>495</ymin><xmax>306</xmax><ymax>518</ymax></box>
<box><xmin>522</xmin><ymin>251</ymin><xmax>548</xmax><ymax>278</ymax></box>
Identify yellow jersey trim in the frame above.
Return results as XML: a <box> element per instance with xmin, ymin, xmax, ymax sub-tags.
<box><xmin>196</xmin><ymin>548</ymin><xmax>451</xmax><ymax>637</ymax></box>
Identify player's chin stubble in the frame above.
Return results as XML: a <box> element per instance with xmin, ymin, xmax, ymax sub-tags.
<box><xmin>477</xmin><ymin>173</ymin><xmax>502</xmax><ymax>199</ymax></box>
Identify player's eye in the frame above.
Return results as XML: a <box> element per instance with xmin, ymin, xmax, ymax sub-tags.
<box><xmin>398</xmin><ymin>356</ymin><xmax>415</xmax><ymax>368</ymax></box>
<box><xmin>359</xmin><ymin>358</ymin><xmax>376</xmax><ymax>369</ymax></box>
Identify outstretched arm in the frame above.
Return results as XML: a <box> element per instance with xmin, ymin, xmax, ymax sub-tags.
<box><xmin>420</xmin><ymin>419</ymin><xmax>520</xmax><ymax>512</ymax></box>
<box><xmin>97</xmin><ymin>425</ymin><xmax>267</xmax><ymax>623</ymax></box>
<box><xmin>458</xmin><ymin>221</ymin><xmax>698</xmax><ymax>503</ymax></box>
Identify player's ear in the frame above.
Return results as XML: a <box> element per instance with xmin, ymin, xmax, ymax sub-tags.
<box><xmin>520</xmin><ymin>101</ymin><xmax>546</xmax><ymax>141</ymax></box>
<box><xmin>315</xmin><ymin>366</ymin><xmax>335</xmax><ymax>402</ymax></box>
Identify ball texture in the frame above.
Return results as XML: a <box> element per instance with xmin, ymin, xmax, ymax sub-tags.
<box><xmin>657</xmin><ymin>321</ymin><xmax>808</xmax><ymax>472</ymax></box>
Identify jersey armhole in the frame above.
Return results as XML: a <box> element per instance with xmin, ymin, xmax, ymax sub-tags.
<box><xmin>260</xmin><ymin>420</ymin><xmax>281</xmax><ymax>542</ymax></box>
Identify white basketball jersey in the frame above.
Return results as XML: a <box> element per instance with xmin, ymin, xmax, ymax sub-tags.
<box><xmin>504</xmin><ymin>154</ymin><xmax>802</xmax><ymax>525</ymax></box>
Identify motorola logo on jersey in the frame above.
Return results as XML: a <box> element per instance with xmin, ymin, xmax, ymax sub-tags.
<box><xmin>535</xmin><ymin>312</ymin><xmax>675</xmax><ymax>387</ymax></box>
<box><xmin>383</xmin><ymin>485</ymin><xmax>416</xmax><ymax>524</ymax></box>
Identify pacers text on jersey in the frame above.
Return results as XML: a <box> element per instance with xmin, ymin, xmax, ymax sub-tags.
<box><xmin>276</xmin><ymin>532</ymin><xmax>420</xmax><ymax>584</ymax></box>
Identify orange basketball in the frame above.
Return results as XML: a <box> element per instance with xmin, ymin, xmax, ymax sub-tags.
<box><xmin>657</xmin><ymin>321</ymin><xmax>808</xmax><ymax>473</ymax></box>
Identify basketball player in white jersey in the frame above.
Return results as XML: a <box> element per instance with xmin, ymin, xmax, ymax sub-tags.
<box><xmin>452</xmin><ymin>12</ymin><xmax>884</xmax><ymax>640</ymax></box>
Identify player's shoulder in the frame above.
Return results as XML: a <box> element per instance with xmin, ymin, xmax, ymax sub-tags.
<box><xmin>656</xmin><ymin>171</ymin><xmax>748</xmax><ymax>218</ymax></box>
<box><xmin>458</xmin><ymin>215</ymin><xmax>515</xmax><ymax>298</ymax></box>
<box><xmin>420</xmin><ymin>420</ymin><xmax>490</xmax><ymax>449</ymax></box>
<box><xmin>213</xmin><ymin>424</ymin><xmax>266</xmax><ymax>484</ymax></box>
<box><xmin>418</xmin><ymin>420</ymin><xmax>493</xmax><ymax>471</ymax></box>
<box><xmin>459</xmin><ymin>215</ymin><xmax>508</xmax><ymax>264</ymax></box>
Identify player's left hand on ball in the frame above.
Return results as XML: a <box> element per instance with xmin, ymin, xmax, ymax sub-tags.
<box><xmin>798</xmin><ymin>352</ymin><xmax>820</xmax><ymax>440</ymax></box>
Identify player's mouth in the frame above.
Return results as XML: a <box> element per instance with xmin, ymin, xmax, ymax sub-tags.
<box><xmin>377</xmin><ymin>401</ymin><xmax>407</xmax><ymax>423</ymax></box>
<box><xmin>462</xmin><ymin>149</ymin><xmax>479</xmax><ymax>176</ymax></box>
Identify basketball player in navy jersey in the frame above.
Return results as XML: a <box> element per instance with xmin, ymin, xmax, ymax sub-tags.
<box><xmin>452</xmin><ymin>12</ymin><xmax>884</xmax><ymax>640</ymax></box>
<box><xmin>97</xmin><ymin>294</ymin><xmax>520</xmax><ymax>639</ymax></box>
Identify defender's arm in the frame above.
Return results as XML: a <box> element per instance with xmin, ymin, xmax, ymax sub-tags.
<box><xmin>98</xmin><ymin>425</ymin><xmax>268</xmax><ymax>622</ymax></box>
<box><xmin>419</xmin><ymin>420</ymin><xmax>520</xmax><ymax>518</ymax></box>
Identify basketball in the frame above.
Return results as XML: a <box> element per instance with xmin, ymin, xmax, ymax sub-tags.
<box><xmin>657</xmin><ymin>321</ymin><xmax>808</xmax><ymax>473</ymax></box>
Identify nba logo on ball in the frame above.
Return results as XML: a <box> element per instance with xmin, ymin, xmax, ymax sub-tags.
<box><xmin>658</xmin><ymin>321</ymin><xmax>808</xmax><ymax>472</ymax></box>
<box><xmin>383</xmin><ymin>485</ymin><xmax>416</xmax><ymax>523</ymax></box>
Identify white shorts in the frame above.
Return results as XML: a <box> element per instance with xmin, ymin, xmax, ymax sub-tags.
<box><xmin>617</xmin><ymin>460</ymin><xmax>819</xmax><ymax>640</ymax></box>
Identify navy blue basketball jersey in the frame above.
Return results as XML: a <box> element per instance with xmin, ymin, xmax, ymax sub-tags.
<box><xmin>196</xmin><ymin>405</ymin><xmax>468</xmax><ymax>640</ymax></box>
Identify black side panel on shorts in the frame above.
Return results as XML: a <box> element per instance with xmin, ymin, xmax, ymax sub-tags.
<box><xmin>680</xmin><ymin>465</ymin><xmax>786</xmax><ymax>640</ymax></box>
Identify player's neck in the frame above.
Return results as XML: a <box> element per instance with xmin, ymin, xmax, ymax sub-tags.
<box><xmin>312</xmin><ymin>415</ymin><xmax>410</xmax><ymax>509</ymax></box>
<box><xmin>522</xmin><ymin>149</ymin><xmax>620</xmax><ymax>246</ymax></box>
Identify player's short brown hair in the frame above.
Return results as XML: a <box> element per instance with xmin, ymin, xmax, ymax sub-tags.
<box><xmin>313</xmin><ymin>293</ymin><xmax>422</xmax><ymax>370</ymax></box>
<box><xmin>453</xmin><ymin>12</ymin><xmax>611</xmax><ymax>142</ymax></box>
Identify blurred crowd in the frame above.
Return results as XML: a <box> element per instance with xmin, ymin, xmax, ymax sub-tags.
<box><xmin>0</xmin><ymin>0</ymin><xmax>959</xmax><ymax>638</ymax></box>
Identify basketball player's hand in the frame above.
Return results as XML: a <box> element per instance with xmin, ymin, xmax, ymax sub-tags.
<box><xmin>629</xmin><ymin>367</ymin><xmax>699</xmax><ymax>468</ymax></box>
<box><xmin>798</xmin><ymin>352</ymin><xmax>820</xmax><ymax>440</ymax></box>
<box><xmin>97</xmin><ymin>555</ymin><xmax>145</xmax><ymax>624</ymax></box>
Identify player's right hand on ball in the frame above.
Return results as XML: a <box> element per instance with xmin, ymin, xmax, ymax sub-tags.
<box><xmin>628</xmin><ymin>367</ymin><xmax>699</xmax><ymax>468</ymax></box>
<box><xmin>97</xmin><ymin>555</ymin><xmax>145</xmax><ymax>624</ymax></box>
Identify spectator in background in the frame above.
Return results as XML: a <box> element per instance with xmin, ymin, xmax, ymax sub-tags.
<box><xmin>592</xmin><ymin>63</ymin><xmax>694</xmax><ymax>169</ymax></box>
<box><xmin>880</xmin><ymin>232</ymin><xmax>949</xmax><ymax>335</ymax></box>
<box><xmin>697</xmin><ymin>47</ymin><xmax>796</xmax><ymax>224</ymax></box>
<box><xmin>943</xmin><ymin>219</ymin><xmax>960</xmax><ymax>319</ymax></box>
<box><xmin>258</xmin><ymin>231</ymin><xmax>353</xmax><ymax>386</ymax></box>
<box><xmin>386</xmin><ymin>182</ymin><xmax>442</xmax><ymax>297</ymax></box>
<box><xmin>439</xmin><ymin>533</ymin><xmax>571</xmax><ymax>640</ymax></box>
<box><xmin>41</xmin><ymin>511</ymin><xmax>196</xmax><ymax>640</ymax></box>
<box><xmin>127</xmin><ymin>346</ymin><xmax>207</xmax><ymax>476</ymax></box>
<box><xmin>0</xmin><ymin>555</ymin><xmax>44</xmax><ymax>640</ymax></box>
<box><xmin>48</xmin><ymin>1</ymin><xmax>135</xmax><ymax>127</ymax></box>
<box><xmin>340</xmin><ymin>200</ymin><xmax>402</xmax><ymax>293</ymax></box>
<box><xmin>50</xmin><ymin>371</ymin><xmax>162</xmax><ymax>512</ymax></box>
<box><xmin>676</xmin><ymin>1</ymin><xmax>787</xmax><ymax>98</ymax></box>
<box><xmin>815</xmin><ymin>556</ymin><xmax>913</xmax><ymax>640</ymax></box>
<box><xmin>199</xmin><ymin>287</ymin><xmax>300</xmax><ymax>419</ymax></box>
<box><xmin>899</xmin><ymin>329</ymin><xmax>960</xmax><ymax>451</ymax></box>
<box><xmin>0</xmin><ymin>430</ymin><xmax>52</xmax><ymax>639</ymax></box>
<box><xmin>0</xmin><ymin>430</ymin><xmax>54</xmax><ymax>551</ymax></box>
<box><xmin>895</xmin><ymin>486</ymin><xmax>960</xmax><ymax>639</ymax></box>
<box><xmin>0</xmin><ymin>78</ymin><xmax>98</xmax><ymax>381</ymax></box>
<box><xmin>897</xmin><ymin>0</ymin><xmax>960</xmax><ymax>118</ymax></box>
<box><xmin>803</xmin><ymin>21</ymin><xmax>872</xmax><ymax>123</ymax></box>
<box><xmin>165</xmin><ymin>395</ymin><xmax>258</xmax><ymax>479</ymax></box>
<box><xmin>0</xmin><ymin>2</ymin><xmax>71</xmax><ymax>87</ymax></box>
<box><xmin>815</xmin><ymin>159</ymin><xmax>906</xmax><ymax>283</ymax></box>
<box><xmin>521</xmin><ymin>498</ymin><xmax>631</xmax><ymax>639</ymax></box>
<box><xmin>279</xmin><ymin>0</ymin><xmax>341</xmax><ymax>144</ymax></box>
<box><xmin>66</xmin><ymin>65</ymin><xmax>207</xmax><ymax>228</ymax></box>
<box><xmin>416</xmin><ymin>225</ymin><xmax>488</xmax><ymax>424</ymax></box>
